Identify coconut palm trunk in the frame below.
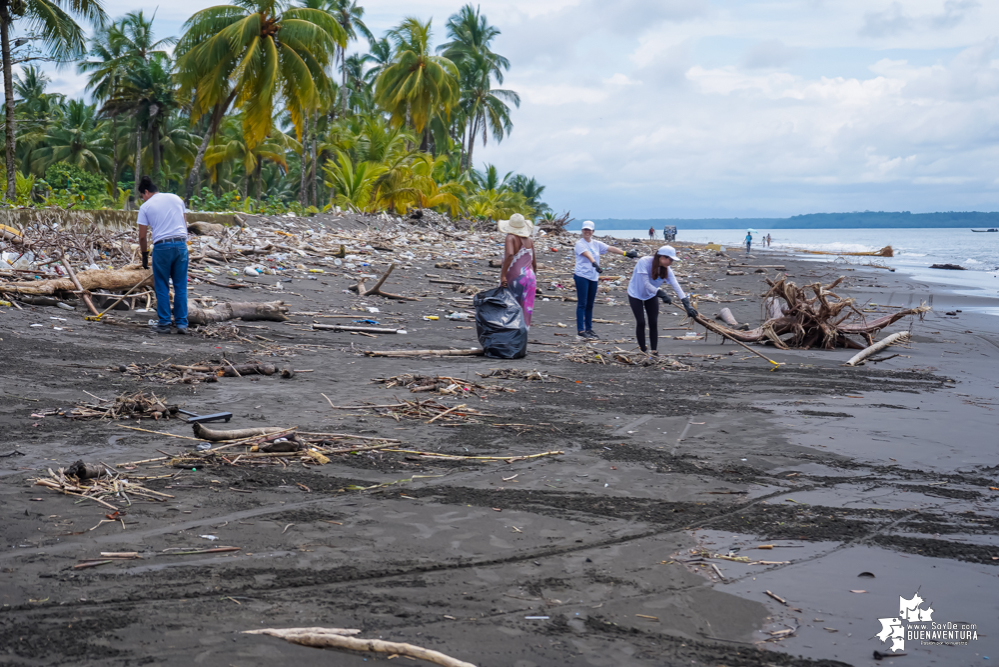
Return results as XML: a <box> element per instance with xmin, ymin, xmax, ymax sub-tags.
<box><xmin>185</xmin><ymin>91</ymin><xmax>237</xmax><ymax>203</ymax></box>
<box><xmin>299</xmin><ymin>113</ymin><xmax>309</xmax><ymax>206</ymax></box>
<box><xmin>133</xmin><ymin>124</ymin><xmax>142</xmax><ymax>202</ymax></box>
<box><xmin>310</xmin><ymin>111</ymin><xmax>318</xmax><ymax>207</ymax></box>
<box><xmin>110</xmin><ymin>115</ymin><xmax>119</xmax><ymax>197</ymax></box>
<box><xmin>0</xmin><ymin>12</ymin><xmax>16</xmax><ymax>201</ymax></box>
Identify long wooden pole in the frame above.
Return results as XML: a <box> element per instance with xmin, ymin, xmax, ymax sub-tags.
<box><xmin>694</xmin><ymin>315</ymin><xmax>783</xmax><ymax>369</ymax></box>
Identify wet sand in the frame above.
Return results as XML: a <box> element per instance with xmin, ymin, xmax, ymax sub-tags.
<box><xmin>1</xmin><ymin>224</ymin><xmax>997</xmax><ymax>667</ymax></box>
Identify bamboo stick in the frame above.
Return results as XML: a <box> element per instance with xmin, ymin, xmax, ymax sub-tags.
<box><xmin>845</xmin><ymin>331</ymin><xmax>910</xmax><ymax>366</ymax></box>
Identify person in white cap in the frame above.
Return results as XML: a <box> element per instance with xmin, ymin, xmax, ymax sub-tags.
<box><xmin>498</xmin><ymin>213</ymin><xmax>537</xmax><ymax>327</ymax></box>
<box><xmin>574</xmin><ymin>220</ymin><xmax>638</xmax><ymax>340</ymax></box>
<box><xmin>626</xmin><ymin>245</ymin><xmax>698</xmax><ymax>355</ymax></box>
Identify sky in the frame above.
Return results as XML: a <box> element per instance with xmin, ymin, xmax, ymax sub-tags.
<box><xmin>29</xmin><ymin>0</ymin><xmax>999</xmax><ymax>219</ymax></box>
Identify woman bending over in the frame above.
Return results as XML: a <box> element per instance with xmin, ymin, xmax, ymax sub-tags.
<box><xmin>626</xmin><ymin>245</ymin><xmax>698</xmax><ymax>354</ymax></box>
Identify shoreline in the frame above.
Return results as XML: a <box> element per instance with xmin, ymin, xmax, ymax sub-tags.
<box><xmin>2</xmin><ymin>214</ymin><xmax>997</xmax><ymax>666</ymax></box>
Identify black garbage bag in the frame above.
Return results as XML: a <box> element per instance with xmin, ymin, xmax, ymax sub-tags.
<box><xmin>474</xmin><ymin>286</ymin><xmax>527</xmax><ymax>359</ymax></box>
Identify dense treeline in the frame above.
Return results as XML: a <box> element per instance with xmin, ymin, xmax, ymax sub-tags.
<box><xmin>0</xmin><ymin>0</ymin><xmax>549</xmax><ymax>219</ymax></box>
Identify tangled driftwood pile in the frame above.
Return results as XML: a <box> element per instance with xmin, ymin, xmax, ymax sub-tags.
<box><xmin>700</xmin><ymin>277</ymin><xmax>928</xmax><ymax>349</ymax></box>
<box><xmin>40</xmin><ymin>390</ymin><xmax>179</xmax><ymax>420</ymax></box>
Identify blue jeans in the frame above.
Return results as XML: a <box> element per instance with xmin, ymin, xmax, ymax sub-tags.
<box><xmin>574</xmin><ymin>274</ymin><xmax>598</xmax><ymax>332</ymax></box>
<box><xmin>152</xmin><ymin>240</ymin><xmax>189</xmax><ymax>328</ymax></box>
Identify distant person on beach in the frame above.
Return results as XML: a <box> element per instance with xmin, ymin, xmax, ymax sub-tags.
<box><xmin>136</xmin><ymin>176</ymin><xmax>189</xmax><ymax>334</ymax></box>
<box><xmin>766</xmin><ymin>234</ymin><xmax>771</xmax><ymax>247</ymax></box>
<box><xmin>648</xmin><ymin>226</ymin><xmax>654</xmax><ymax>240</ymax></box>
<box><xmin>627</xmin><ymin>245</ymin><xmax>698</xmax><ymax>355</ymax></box>
<box><xmin>745</xmin><ymin>232</ymin><xmax>752</xmax><ymax>254</ymax></box>
<box><xmin>498</xmin><ymin>213</ymin><xmax>537</xmax><ymax>328</ymax></box>
<box><xmin>574</xmin><ymin>220</ymin><xmax>639</xmax><ymax>340</ymax></box>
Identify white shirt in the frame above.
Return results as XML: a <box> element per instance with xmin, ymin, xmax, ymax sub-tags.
<box><xmin>627</xmin><ymin>256</ymin><xmax>686</xmax><ymax>301</ymax></box>
<box><xmin>137</xmin><ymin>193</ymin><xmax>188</xmax><ymax>243</ymax></box>
<box><xmin>574</xmin><ymin>238</ymin><xmax>608</xmax><ymax>281</ymax></box>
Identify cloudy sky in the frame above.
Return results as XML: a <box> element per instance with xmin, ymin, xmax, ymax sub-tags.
<box><xmin>36</xmin><ymin>0</ymin><xmax>999</xmax><ymax>219</ymax></box>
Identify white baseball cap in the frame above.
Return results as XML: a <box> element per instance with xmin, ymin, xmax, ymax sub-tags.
<box><xmin>581</xmin><ymin>220</ymin><xmax>595</xmax><ymax>231</ymax></box>
<box><xmin>657</xmin><ymin>245</ymin><xmax>678</xmax><ymax>260</ymax></box>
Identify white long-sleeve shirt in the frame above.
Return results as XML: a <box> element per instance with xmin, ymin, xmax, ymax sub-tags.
<box><xmin>627</xmin><ymin>255</ymin><xmax>686</xmax><ymax>301</ymax></box>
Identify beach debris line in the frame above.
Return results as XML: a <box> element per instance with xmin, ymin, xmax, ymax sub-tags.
<box><xmin>374</xmin><ymin>373</ymin><xmax>516</xmax><ymax>396</ymax></box>
<box><xmin>245</xmin><ymin>627</ymin><xmax>477</xmax><ymax>667</ymax></box>
<box><xmin>325</xmin><ymin>397</ymin><xmax>495</xmax><ymax>424</ymax></box>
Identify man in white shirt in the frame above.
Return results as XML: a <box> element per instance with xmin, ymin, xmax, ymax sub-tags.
<box><xmin>136</xmin><ymin>176</ymin><xmax>189</xmax><ymax>334</ymax></box>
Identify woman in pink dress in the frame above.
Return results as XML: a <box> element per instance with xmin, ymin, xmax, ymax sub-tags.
<box><xmin>498</xmin><ymin>213</ymin><xmax>537</xmax><ymax>328</ymax></box>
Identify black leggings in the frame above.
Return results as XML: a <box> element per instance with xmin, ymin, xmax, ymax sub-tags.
<box><xmin>628</xmin><ymin>295</ymin><xmax>659</xmax><ymax>351</ymax></box>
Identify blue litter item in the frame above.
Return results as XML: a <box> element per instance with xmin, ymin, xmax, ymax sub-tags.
<box><xmin>353</xmin><ymin>319</ymin><xmax>379</xmax><ymax>324</ymax></box>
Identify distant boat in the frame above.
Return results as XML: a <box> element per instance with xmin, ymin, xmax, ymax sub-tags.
<box><xmin>971</xmin><ymin>228</ymin><xmax>998</xmax><ymax>232</ymax></box>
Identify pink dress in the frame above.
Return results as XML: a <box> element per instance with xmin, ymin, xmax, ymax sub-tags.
<box><xmin>506</xmin><ymin>246</ymin><xmax>536</xmax><ymax>328</ymax></box>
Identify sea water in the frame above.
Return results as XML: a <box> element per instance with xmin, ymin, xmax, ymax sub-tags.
<box><xmin>600</xmin><ymin>227</ymin><xmax>999</xmax><ymax>301</ymax></box>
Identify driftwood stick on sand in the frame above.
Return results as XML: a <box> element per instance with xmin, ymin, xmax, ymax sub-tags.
<box><xmin>60</xmin><ymin>255</ymin><xmax>100</xmax><ymax>316</ymax></box>
<box><xmin>244</xmin><ymin>628</ymin><xmax>477</xmax><ymax>667</ymax></box>
<box><xmin>350</xmin><ymin>263</ymin><xmax>419</xmax><ymax>301</ymax></box>
<box><xmin>312</xmin><ymin>324</ymin><xmax>402</xmax><ymax>334</ymax></box>
<box><xmin>365</xmin><ymin>348</ymin><xmax>484</xmax><ymax>358</ymax></box>
<box><xmin>193</xmin><ymin>423</ymin><xmax>286</xmax><ymax>442</ymax></box>
<box><xmin>845</xmin><ymin>331</ymin><xmax>910</xmax><ymax>367</ymax></box>
<box><xmin>187</xmin><ymin>301</ymin><xmax>288</xmax><ymax>325</ymax></box>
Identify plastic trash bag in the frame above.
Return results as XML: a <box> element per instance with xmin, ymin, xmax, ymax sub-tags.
<box><xmin>474</xmin><ymin>286</ymin><xmax>527</xmax><ymax>359</ymax></box>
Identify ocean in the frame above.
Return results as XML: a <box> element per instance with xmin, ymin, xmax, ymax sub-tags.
<box><xmin>598</xmin><ymin>227</ymin><xmax>999</xmax><ymax>300</ymax></box>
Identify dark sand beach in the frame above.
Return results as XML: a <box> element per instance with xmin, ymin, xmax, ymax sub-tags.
<box><xmin>1</xmin><ymin>219</ymin><xmax>996</xmax><ymax>666</ymax></box>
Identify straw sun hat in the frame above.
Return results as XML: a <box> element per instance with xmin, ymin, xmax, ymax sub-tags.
<box><xmin>497</xmin><ymin>213</ymin><xmax>534</xmax><ymax>237</ymax></box>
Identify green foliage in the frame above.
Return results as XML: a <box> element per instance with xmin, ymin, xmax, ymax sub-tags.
<box><xmin>2</xmin><ymin>3</ymin><xmax>547</xmax><ymax>217</ymax></box>
<box><xmin>41</xmin><ymin>163</ymin><xmax>108</xmax><ymax>209</ymax></box>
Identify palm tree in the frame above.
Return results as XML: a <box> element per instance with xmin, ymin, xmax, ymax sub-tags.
<box><xmin>374</xmin><ymin>18</ymin><xmax>459</xmax><ymax>146</ymax></box>
<box><xmin>322</xmin><ymin>149</ymin><xmax>385</xmax><ymax>212</ymax></box>
<box><xmin>85</xmin><ymin>11</ymin><xmax>175</xmax><ymax>196</ymax></box>
<box><xmin>508</xmin><ymin>174</ymin><xmax>547</xmax><ymax>213</ymax></box>
<box><xmin>0</xmin><ymin>0</ymin><xmax>108</xmax><ymax>199</ymax></box>
<box><xmin>438</xmin><ymin>5</ymin><xmax>509</xmax><ymax>83</ymax></box>
<box><xmin>438</xmin><ymin>6</ymin><xmax>516</xmax><ymax>170</ymax></box>
<box><xmin>361</xmin><ymin>36</ymin><xmax>391</xmax><ymax>85</ymax></box>
<box><xmin>328</xmin><ymin>0</ymin><xmax>370</xmax><ymax>114</ymax></box>
<box><xmin>32</xmin><ymin>99</ymin><xmax>111</xmax><ymax>173</ymax></box>
<box><xmin>176</xmin><ymin>0</ymin><xmax>346</xmax><ymax>200</ymax></box>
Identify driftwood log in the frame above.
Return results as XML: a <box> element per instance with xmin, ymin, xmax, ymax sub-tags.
<box><xmin>193</xmin><ymin>424</ymin><xmax>286</xmax><ymax>441</ymax></box>
<box><xmin>699</xmin><ymin>277</ymin><xmax>928</xmax><ymax>349</ymax></box>
<box><xmin>187</xmin><ymin>301</ymin><xmax>288</xmax><ymax>325</ymax></box>
<box><xmin>187</xmin><ymin>222</ymin><xmax>225</xmax><ymax>235</ymax></box>
<box><xmin>350</xmin><ymin>263</ymin><xmax>418</xmax><ymax>301</ymax></box>
<box><xmin>244</xmin><ymin>628</ymin><xmax>477</xmax><ymax>667</ymax></box>
<box><xmin>846</xmin><ymin>331</ymin><xmax>910</xmax><ymax>366</ymax></box>
<box><xmin>716</xmin><ymin>307</ymin><xmax>739</xmax><ymax>327</ymax></box>
<box><xmin>222</xmin><ymin>363</ymin><xmax>277</xmax><ymax>377</ymax></box>
<box><xmin>66</xmin><ymin>460</ymin><xmax>108</xmax><ymax>479</ymax></box>
<box><xmin>1</xmin><ymin>267</ymin><xmax>152</xmax><ymax>296</ymax></box>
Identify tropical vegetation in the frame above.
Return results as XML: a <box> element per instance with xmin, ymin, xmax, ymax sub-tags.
<box><xmin>0</xmin><ymin>2</ymin><xmax>548</xmax><ymax>219</ymax></box>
